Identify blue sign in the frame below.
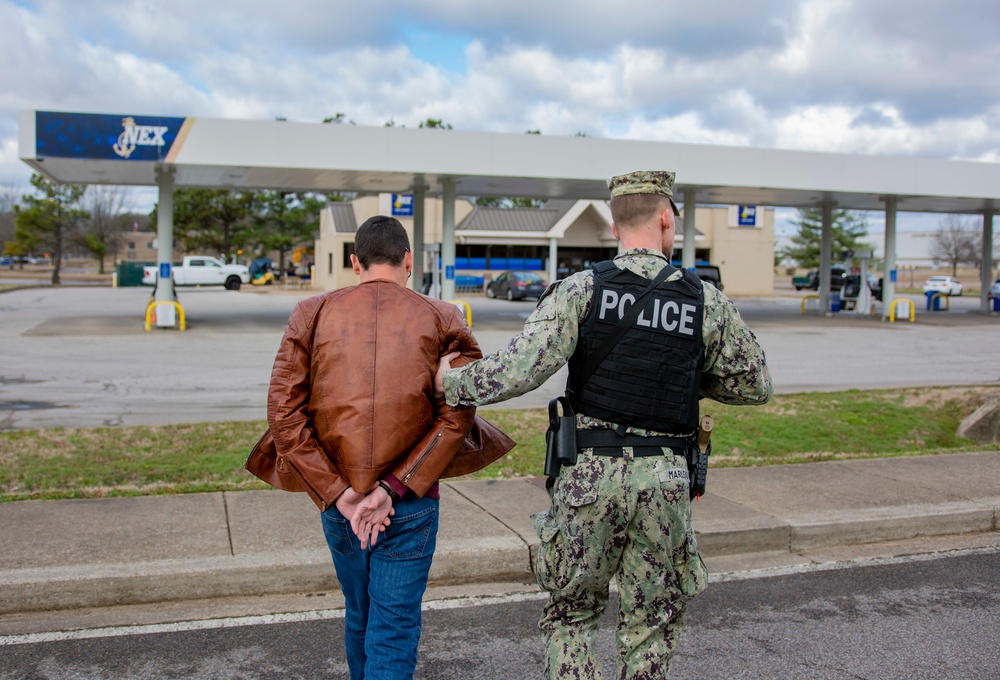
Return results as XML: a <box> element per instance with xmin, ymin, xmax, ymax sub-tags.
<box><xmin>737</xmin><ymin>205</ymin><xmax>757</xmax><ymax>226</ymax></box>
<box><xmin>445</xmin><ymin>265</ymin><xmax>455</xmax><ymax>280</ymax></box>
<box><xmin>159</xmin><ymin>262</ymin><xmax>171</xmax><ymax>279</ymax></box>
<box><xmin>35</xmin><ymin>111</ymin><xmax>188</xmax><ymax>162</ymax></box>
<box><xmin>890</xmin><ymin>269</ymin><xmax>897</xmax><ymax>283</ymax></box>
<box><xmin>391</xmin><ymin>194</ymin><xmax>414</xmax><ymax>217</ymax></box>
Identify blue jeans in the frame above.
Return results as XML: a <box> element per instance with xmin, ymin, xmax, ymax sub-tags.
<box><xmin>322</xmin><ymin>495</ymin><xmax>439</xmax><ymax>680</ymax></box>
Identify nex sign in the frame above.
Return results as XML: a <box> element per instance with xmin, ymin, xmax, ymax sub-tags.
<box><xmin>113</xmin><ymin>117</ymin><xmax>169</xmax><ymax>158</ymax></box>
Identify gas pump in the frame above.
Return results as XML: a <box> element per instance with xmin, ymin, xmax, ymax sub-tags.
<box><xmin>423</xmin><ymin>243</ymin><xmax>441</xmax><ymax>299</ymax></box>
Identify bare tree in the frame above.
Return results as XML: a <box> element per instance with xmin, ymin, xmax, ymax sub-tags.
<box><xmin>0</xmin><ymin>184</ymin><xmax>19</xmax><ymax>255</ymax></box>
<box><xmin>932</xmin><ymin>214</ymin><xmax>980</xmax><ymax>276</ymax></box>
<box><xmin>78</xmin><ymin>186</ymin><xmax>131</xmax><ymax>273</ymax></box>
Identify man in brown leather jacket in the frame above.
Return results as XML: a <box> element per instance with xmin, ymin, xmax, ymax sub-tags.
<box><xmin>267</xmin><ymin>215</ymin><xmax>484</xmax><ymax>680</ymax></box>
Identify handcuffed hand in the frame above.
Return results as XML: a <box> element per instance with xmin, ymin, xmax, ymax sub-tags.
<box><xmin>351</xmin><ymin>485</ymin><xmax>395</xmax><ymax>550</ymax></box>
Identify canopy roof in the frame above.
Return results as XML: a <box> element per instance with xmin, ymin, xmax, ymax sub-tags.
<box><xmin>19</xmin><ymin>110</ymin><xmax>1000</xmax><ymax>214</ymax></box>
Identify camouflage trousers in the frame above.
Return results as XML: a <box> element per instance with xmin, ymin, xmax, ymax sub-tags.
<box><xmin>531</xmin><ymin>448</ymin><xmax>708</xmax><ymax>679</ymax></box>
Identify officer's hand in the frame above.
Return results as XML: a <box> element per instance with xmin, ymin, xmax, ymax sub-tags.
<box><xmin>434</xmin><ymin>351</ymin><xmax>460</xmax><ymax>398</ymax></box>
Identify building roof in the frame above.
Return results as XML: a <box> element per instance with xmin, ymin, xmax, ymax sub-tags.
<box><xmin>458</xmin><ymin>199</ymin><xmax>578</xmax><ymax>232</ymax></box>
<box><xmin>327</xmin><ymin>203</ymin><xmax>358</xmax><ymax>233</ymax></box>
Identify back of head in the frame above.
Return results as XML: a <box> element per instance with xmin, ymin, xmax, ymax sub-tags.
<box><xmin>607</xmin><ymin>170</ymin><xmax>680</xmax><ymax>232</ymax></box>
<box><xmin>355</xmin><ymin>216</ymin><xmax>410</xmax><ymax>269</ymax></box>
<box><xmin>610</xmin><ymin>193</ymin><xmax>671</xmax><ymax>232</ymax></box>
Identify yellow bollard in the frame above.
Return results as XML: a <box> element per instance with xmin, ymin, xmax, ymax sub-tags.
<box><xmin>448</xmin><ymin>299</ymin><xmax>473</xmax><ymax>327</ymax></box>
<box><xmin>889</xmin><ymin>298</ymin><xmax>915</xmax><ymax>323</ymax></box>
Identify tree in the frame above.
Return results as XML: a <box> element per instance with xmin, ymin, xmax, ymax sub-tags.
<box><xmin>249</xmin><ymin>191</ymin><xmax>326</xmax><ymax>276</ymax></box>
<box><xmin>780</xmin><ymin>208</ymin><xmax>871</xmax><ymax>269</ymax></box>
<box><xmin>13</xmin><ymin>174</ymin><xmax>88</xmax><ymax>284</ymax></box>
<box><xmin>932</xmin><ymin>214</ymin><xmax>980</xmax><ymax>276</ymax></box>
<box><xmin>152</xmin><ymin>189</ymin><xmax>256</xmax><ymax>258</ymax></box>
<box><xmin>0</xmin><ymin>185</ymin><xmax>19</xmax><ymax>264</ymax></box>
<box><xmin>418</xmin><ymin>118</ymin><xmax>452</xmax><ymax>129</ymax></box>
<box><xmin>77</xmin><ymin>185</ymin><xmax>130</xmax><ymax>274</ymax></box>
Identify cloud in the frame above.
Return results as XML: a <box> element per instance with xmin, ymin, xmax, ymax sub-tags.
<box><xmin>1</xmin><ymin>0</ymin><xmax>999</xmax><ymax>213</ymax></box>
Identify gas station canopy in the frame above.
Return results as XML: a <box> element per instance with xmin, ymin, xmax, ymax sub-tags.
<box><xmin>18</xmin><ymin>110</ymin><xmax>1000</xmax><ymax>214</ymax></box>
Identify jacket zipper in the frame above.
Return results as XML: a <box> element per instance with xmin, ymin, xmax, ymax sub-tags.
<box><xmin>286</xmin><ymin>457</ymin><xmax>329</xmax><ymax>511</ymax></box>
<box><xmin>402</xmin><ymin>431</ymin><xmax>442</xmax><ymax>484</ymax></box>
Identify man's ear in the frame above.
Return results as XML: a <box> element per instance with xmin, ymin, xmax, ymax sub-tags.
<box><xmin>350</xmin><ymin>254</ymin><xmax>362</xmax><ymax>275</ymax></box>
<box><xmin>610</xmin><ymin>222</ymin><xmax>620</xmax><ymax>240</ymax></box>
<box><xmin>404</xmin><ymin>249</ymin><xmax>413</xmax><ymax>274</ymax></box>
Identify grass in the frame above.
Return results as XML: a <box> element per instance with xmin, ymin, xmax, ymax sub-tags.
<box><xmin>1</xmin><ymin>386</ymin><xmax>997</xmax><ymax>502</ymax></box>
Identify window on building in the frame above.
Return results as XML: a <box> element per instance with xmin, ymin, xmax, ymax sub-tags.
<box><xmin>343</xmin><ymin>242</ymin><xmax>355</xmax><ymax>269</ymax></box>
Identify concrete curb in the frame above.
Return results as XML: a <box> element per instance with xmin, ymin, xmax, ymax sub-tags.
<box><xmin>2</xmin><ymin>452</ymin><xmax>1000</xmax><ymax>615</ymax></box>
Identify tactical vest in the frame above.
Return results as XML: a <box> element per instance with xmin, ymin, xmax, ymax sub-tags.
<box><xmin>567</xmin><ymin>261</ymin><xmax>705</xmax><ymax>432</ymax></box>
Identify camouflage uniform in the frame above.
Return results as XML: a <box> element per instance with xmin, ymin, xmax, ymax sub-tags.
<box><xmin>444</xmin><ymin>174</ymin><xmax>772</xmax><ymax>679</ymax></box>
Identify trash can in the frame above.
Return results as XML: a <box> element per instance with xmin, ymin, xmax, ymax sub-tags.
<box><xmin>925</xmin><ymin>291</ymin><xmax>941</xmax><ymax>311</ymax></box>
<box><xmin>993</xmin><ymin>296</ymin><xmax>1000</xmax><ymax>313</ymax></box>
<box><xmin>830</xmin><ymin>291</ymin><xmax>841</xmax><ymax>313</ymax></box>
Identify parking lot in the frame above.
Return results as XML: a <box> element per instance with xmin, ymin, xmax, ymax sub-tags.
<box><xmin>0</xmin><ymin>284</ymin><xmax>998</xmax><ymax>430</ymax></box>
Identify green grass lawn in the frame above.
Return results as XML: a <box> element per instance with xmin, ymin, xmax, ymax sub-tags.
<box><xmin>1</xmin><ymin>386</ymin><xmax>996</xmax><ymax>502</ymax></box>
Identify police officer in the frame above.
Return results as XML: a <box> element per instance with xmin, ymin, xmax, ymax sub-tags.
<box><xmin>436</xmin><ymin>170</ymin><xmax>773</xmax><ymax>679</ymax></box>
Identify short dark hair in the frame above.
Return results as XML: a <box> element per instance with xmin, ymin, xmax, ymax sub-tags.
<box><xmin>609</xmin><ymin>193</ymin><xmax>671</xmax><ymax>231</ymax></box>
<box><xmin>354</xmin><ymin>216</ymin><xmax>410</xmax><ymax>269</ymax></box>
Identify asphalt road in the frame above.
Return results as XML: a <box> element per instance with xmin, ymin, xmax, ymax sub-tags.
<box><xmin>2</xmin><ymin>549</ymin><xmax>997</xmax><ymax>679</ymax></box>
<box><xmin>1</xmin><ymin>286</ymin><xmax>998</xmax><ymax>429</ymax></box>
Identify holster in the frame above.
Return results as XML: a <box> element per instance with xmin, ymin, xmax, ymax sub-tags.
<box><xmin>544</xmin><ymin>396</ymin><xmax>578</xmax><ymax>478</ymax></box>
<box><xmin>686</xmin><ymin>414</ymin><xmax>713</xmax><ymax>500</ymax></box>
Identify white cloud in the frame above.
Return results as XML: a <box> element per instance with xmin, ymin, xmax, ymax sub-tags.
<box><xmin>1</xmin><ymin>0</ymin><xmax>999</xmax><ymax>210</ymax></box>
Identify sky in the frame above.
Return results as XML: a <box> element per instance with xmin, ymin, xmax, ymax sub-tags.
<box><xmin>2</xmin><ymin>0</ymin><xmax>999</xmax><ymax>239</ymax></box>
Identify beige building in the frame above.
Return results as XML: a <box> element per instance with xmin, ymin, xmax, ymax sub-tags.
<box><xmin>314</xmin><ymin>194</ymin><xmax>774</xmax><ymax>296</ymax></box>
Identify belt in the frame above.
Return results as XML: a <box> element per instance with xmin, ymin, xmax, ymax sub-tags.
<box><xmin>576</xmin><ymin>429</ymin><xmax>692</xmax><ymax>450</ymax></box>
<box><xmin>592</xmin><ymin>446</ymin><xmax>673</xmax><ymax>458</ymax></box>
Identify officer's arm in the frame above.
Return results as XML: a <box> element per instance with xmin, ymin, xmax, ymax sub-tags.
<box><xmin>699</xmin><ymin>286</ymin><xmax>773</xmax><ymax>405</ymax></box>
<box><xmin>443</xmin><ymin>275</ymin><xmax>591</xmax><ymax>407</ymax></box>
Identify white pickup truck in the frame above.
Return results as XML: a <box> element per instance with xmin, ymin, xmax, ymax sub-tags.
<box><xmin>142</xmin><ymin>256</ymin><xmax>251</xmax><ymax>290</ymax></box>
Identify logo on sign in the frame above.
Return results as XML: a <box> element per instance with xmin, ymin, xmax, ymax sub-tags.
<box><xmin>738</xmin><ymin>205</ymin><xmax>757</xmax><ymax>226</ymax></box>
<box><xmin>392</xmin><ymin>194</ymin><xmax>414</xmax><ymax>217</ymax></box>
<box><xmin>113</xmin><ymin>117</ymin><xmax>169</xmax><ymax>159</ymax></box>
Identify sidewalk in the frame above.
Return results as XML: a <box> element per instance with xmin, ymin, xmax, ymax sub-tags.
<box><xmin>1</xmin><ymin>451</ymin><xmax>998</xmax><ymax>615</ymax></box>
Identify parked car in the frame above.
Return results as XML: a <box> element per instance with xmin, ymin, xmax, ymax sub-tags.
<box><xmin>486</xmin><ymin>271</ymin><xmax>547</xmax><ymax>300</ymax></box>
<box><xmin>695</xmin><ymin>265</ymin><xmax>724</xmax><ymax>291</ymax></box>
<box><xmin>793</xmin><ymin>267</ymin><xmax>847</xmax><ymax>291</ymax></box>
<box><xmin>923</xmin><ymin>275</ymin><xmax>963</xmax><ymax>296</ymax></box>
<box><xmin>142</xmin><ymin>256</ymin><xmax>250</xmax><ymax>290</ymax></box>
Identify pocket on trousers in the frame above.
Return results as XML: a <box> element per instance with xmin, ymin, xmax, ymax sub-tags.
<box><xmin>673</xmin><ymin>531</ymin><xmax>708</xmax><ymax>599</ymax></box>
<box><xmin>381</xmin><ymin>505</ymin><xmax>437</xmax><ymax>560</ymax></box>
<box><xmin>531</xmin><ymin>510</ymin><xmax>570</xmax><ymax>592</ymax></box>
<box><xmin>321</xmin><ymin>509</ymin><xmax>355</xmax><ymax>556</ymax></box>
<box><xmin>555</xmin><ymin>457</ymin><xmax>601</xmax><ymax>508</ymax></box>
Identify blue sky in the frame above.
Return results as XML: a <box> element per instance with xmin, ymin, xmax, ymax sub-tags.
<box><xmin>2</xmin><ymin>0</ymin><xmax>999</xmax><ymax>236</ymax></box>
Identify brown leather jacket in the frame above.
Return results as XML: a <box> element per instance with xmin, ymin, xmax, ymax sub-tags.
<box><xmin>267</xmin><ymin>279</ymin><xmax>482</xmax><ymax>511</ymax></box>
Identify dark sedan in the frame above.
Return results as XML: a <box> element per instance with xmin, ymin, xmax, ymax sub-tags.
<box><xmin>486</xmin><ymin>271</ymin><xmax>547</xmax><ymax>301</ymax></box>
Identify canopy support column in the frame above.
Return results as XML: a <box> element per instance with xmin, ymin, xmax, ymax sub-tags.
<box><xmin>682</xmin><ymin>187</ymin><xmax>697</xmax><ymax>270</ymax></box>
<box><xmin>982</xmin><ymin>208</ymin><xmax>995</xmax><ymax>313</ymax></box>
<box><xmin>154</xmin><ymin>165</ymin><xmax>176</xmax><ymax>328</ymax></box>
<box><xmin>441</xmin><ymin>178</ymin><xmax>456</xmax><ymax>300</ymax></box>
<box><xmin>881</xmin><ymin>196</ymin><xmax>898</xmax><ymax>321</ymax></box>
<box><xmin>548</xmin><ymin>237</ymin><xmax>558</xmax><ymax>285</ymax></box>
<box><xmin>819</xmin><ymin>200</ymin><xmax>834</xmax><ymax>315</ymax></box>
<box><xmin>412</xmin><ymin>185</ymin><xmax>426</xmax><ymax>290</ymax></box>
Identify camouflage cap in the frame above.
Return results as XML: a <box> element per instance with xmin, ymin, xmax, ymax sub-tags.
<box><xmin>607</xmin><ymin>170</ymin><xmax>680</xmax><ymax>216</ymax></box>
